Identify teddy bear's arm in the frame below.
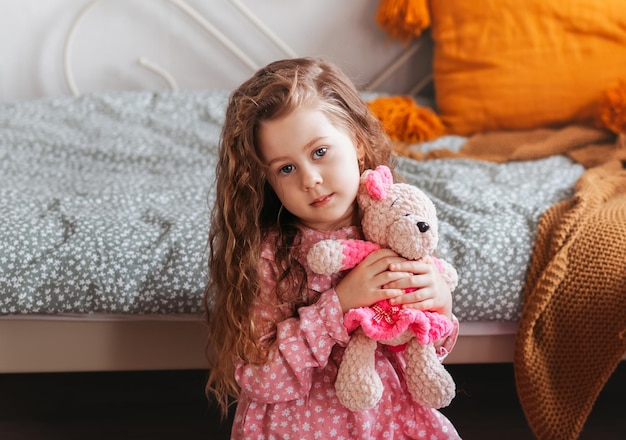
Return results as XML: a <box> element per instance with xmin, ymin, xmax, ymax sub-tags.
<box><xmin>307</xmin><ymin>239</ymin><xmax>381</xmax><ymax>275</ymax></box>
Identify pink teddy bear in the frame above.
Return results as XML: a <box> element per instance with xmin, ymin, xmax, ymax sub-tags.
<box><xmin>307</xmin><ymin>165</ymin><xmax>458</xmax><ymax>411</ymax></box>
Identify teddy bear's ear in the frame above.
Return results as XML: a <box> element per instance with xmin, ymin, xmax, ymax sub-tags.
<box><xmin>361</xmin><ymin>165</ymin><xmax>393</xmax><ymax>201</ymax></box>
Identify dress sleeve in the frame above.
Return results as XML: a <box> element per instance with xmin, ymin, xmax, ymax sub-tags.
<box><xmin>234</xmin><ymin>253</ymin><xmax>350</xmax><ymax>404</ymax></box>
<box><xmin>435</xmin><ymin>313</ymin><xmax>460</xmax><ymax>361</ymax></box>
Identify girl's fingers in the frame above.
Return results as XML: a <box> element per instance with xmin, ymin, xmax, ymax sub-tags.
<box><xmin>392</xmin><ymin>288</ymin><xmax>435</xmax><ymax>305</ymax></box>
<box><xmin>362</xmin><ymin>249</ymin><xmax>404</xmax><ymax>270</ymax></box>
<box><xmin>375</xmin><ymin>270</ymin><xmax>414</xmax><ymax>290</ymax></box>
<box><xmin>379</xmin><ymin>288</ymin><xmax>407</xmax><ymax>301</ymax></box>
<box><xmin>401</xmin><ymin>299</ymin><xmax>434</xmax><ymax>310</ymax></box>
<box><xmin>383</xmin><ymin>273</ymin><xmax>430</xmax><ymax>290</ymax></box>
<box><xmin>388</xmin><ymin>260</ymin><xmax>432</xmax><ymax>273</ymax></box>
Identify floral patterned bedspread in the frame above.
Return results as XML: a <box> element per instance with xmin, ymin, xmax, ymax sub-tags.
<box><xmin>0</xmin><ymin>91</ymin><xmax>227</xmax><ymax>314</ymax></box>
<box><xmin>0</xmin><ymin>91</ymin><xmax>584</xmax><ymax>319</ymax></box>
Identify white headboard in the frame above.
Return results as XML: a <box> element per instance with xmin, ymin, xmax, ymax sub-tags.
<box><xmin>2</xmin><ymin>0</ymin><xmax>433</xmax><ymax>103</ymax></box>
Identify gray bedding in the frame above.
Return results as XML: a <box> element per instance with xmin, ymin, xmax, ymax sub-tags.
<box><xmin>0</xmin><ymin>91</ymin><xmax>584</xmax><ymax>320</ymax></box>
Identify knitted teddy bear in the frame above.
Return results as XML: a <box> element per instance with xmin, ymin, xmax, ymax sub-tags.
<box><xmin>307</xmin><ymin>165</ymin><xmax>458</xmax><ymax>411</ymax></box>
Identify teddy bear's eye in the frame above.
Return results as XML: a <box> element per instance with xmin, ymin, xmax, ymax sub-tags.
<box><xmin>404</xmin><ymin>213</ymin><xmax>410</xmax><ymax>217</ymax></box>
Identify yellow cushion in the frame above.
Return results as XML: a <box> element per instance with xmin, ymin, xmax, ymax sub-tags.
<box><xmin>429</xmin><ymin>0</ymin><xmax>626</xmax><ymax>135</ymax></box>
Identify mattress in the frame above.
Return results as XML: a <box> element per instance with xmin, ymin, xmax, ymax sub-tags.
<box><xmin>0</xmin><ymin>90</ymin><xmax>585</xmax><ymax>322</ymax></box>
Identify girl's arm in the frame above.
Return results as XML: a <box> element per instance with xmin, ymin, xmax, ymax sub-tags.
<box><xmin>234</xmin><ymin>254</ymin><xmax>349</xmax><ymax>404</ymax></box>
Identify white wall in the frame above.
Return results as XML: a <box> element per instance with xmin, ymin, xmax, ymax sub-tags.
<box><xmin>0</xmin><ymin>0</ymin><xmax>433</xmax><ymax>103</ymax></box>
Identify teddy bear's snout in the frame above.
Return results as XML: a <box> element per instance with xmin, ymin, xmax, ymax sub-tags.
<box><xmin>417</xmin><ymin>222</ymin><xmax>430</xmax><ymax>233</ymax></box>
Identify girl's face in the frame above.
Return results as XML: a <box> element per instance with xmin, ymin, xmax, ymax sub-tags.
<box><xmin>259</xmin><ymin>105</ymin><xmax>362</xmax><ymax>231</ymax></box>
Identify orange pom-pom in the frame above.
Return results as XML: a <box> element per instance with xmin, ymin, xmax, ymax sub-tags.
<box><xmin>598</xmin><ymin>80</ymin><xmax>626</xmax><ymax>134</ymax></box>
<box><xmin>375</xmin><ymin>0</ymin><xmax>430</xmax><ymax>44</ymax></box>
<box><xmin>368</xmin><ymin>96</ymin><xmax>445</xmax><ymax>143</ymax></box>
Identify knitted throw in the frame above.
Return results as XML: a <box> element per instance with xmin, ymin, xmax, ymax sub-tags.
<box><xmin>515</xmin><ymin>159</ymin><xmax>626</xmax><ymax>439</ymax></box>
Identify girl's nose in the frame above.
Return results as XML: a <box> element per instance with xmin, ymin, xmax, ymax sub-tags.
<box><xmin>302</xmin><ymin>166</ymin><xmax>322</xmax><ymax>190</ymax></box>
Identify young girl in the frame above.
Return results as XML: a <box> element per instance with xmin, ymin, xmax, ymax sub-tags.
<box><xmin>205</xmin><ymin>57</ymin><xmax>460</xmax><ymax>439</ymax></box>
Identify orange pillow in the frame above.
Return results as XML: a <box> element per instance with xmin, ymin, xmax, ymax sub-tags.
<box><xmin>429</xmin><ymin>0</ymin><xmax>626</xmax><ymax>135</ymax></box>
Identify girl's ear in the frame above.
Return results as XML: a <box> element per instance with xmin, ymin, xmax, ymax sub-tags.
<box><xmin>356</xmin><ymin>144</ymin><xmax>365</xmax><ymax>171</ymax></box>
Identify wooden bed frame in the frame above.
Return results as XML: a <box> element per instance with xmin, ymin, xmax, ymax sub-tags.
<box><xmin>0</xmin><ymin>317</ymin><xmax>517</xmax><ymax>373</ymax></box>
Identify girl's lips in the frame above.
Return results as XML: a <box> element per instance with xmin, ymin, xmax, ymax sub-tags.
<box><xmin>311</xmin><ymin>194</ymin><xmax>333</xmax><ymax>207</ymax></box>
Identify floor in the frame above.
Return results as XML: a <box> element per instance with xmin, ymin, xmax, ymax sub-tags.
<box><xmin>0</xmin><ymin>363</ymin><xmax>623</xmax><ymax>439</ymax></box>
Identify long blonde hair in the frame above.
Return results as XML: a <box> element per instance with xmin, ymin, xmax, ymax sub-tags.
<box><xmin>205</xmin><ymin>57</ymin><xmax>395</xmax><ymax>416</ymax></box>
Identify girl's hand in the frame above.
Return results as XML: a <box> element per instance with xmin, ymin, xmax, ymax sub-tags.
<box><xmin>384</xmin><ymin>258</ymin><xmax>453</xmax><ymax>319</ymax></box>
<box><xmin>334</xmin><ymin>249</ymin><xmax>408</xmax><ymax>313</ymax></box>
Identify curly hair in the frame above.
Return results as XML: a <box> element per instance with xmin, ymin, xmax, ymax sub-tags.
<box><xmin>204</xmin><ymin>57</ymin><xmax>396</xmax><ymax>417</ymax></box>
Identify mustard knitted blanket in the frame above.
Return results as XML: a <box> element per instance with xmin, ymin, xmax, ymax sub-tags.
<box><xmin>398</xmin><ymin>126</ymin><xmax>626</xmax><ymax>439</ymax></box>
<box><xmin>516</xmin><ymin>158</ymin><xmax>626</xmax><ymax>439</ymax></box>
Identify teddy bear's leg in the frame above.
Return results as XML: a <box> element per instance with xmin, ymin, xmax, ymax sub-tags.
<box><xmin>335</xmin><ymin>329</ymin><xmax>383</xmax><ymax>411</ymax></box>
<box><xmin>404</xmin><ymin>340</ymin><xmax>456</xmax><ymax>409</ymax></box>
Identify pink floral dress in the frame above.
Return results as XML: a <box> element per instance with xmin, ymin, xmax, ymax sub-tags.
<box><xmin>231</xmin><ymin>226</ymin><xmax>461</xmax><ymax>439</ymax></box>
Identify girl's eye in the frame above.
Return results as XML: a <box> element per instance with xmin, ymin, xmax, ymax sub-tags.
<box><xmin>313</xmin><ymin>147</ymin><xmax>327</xmax><ymax>159</ymax></box>
<box><xmin>279</xmin><ymin>164</ymin><xmax>295</xmax><ymax>175</ymax></box>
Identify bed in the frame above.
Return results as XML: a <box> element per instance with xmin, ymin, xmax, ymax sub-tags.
<box><xmin>0</xmin><ymin>88</ymin><xmax>576</xmax><ymax>368</ymax></box>
<box><xmin>2</xmin><ymin>1</ymin><xmax>625</xmax><ymax>439</ymax></box>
